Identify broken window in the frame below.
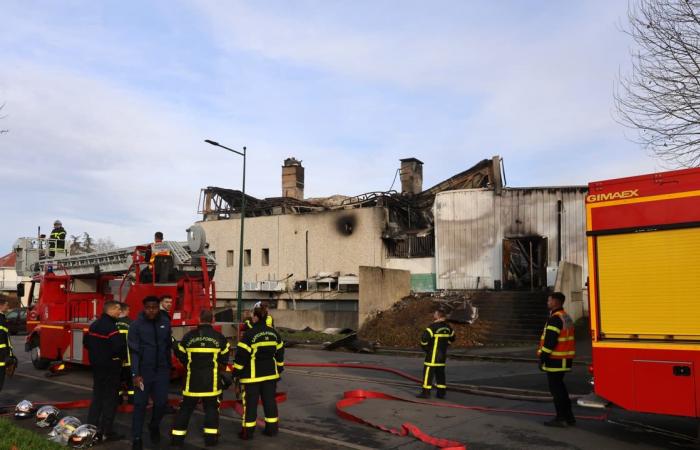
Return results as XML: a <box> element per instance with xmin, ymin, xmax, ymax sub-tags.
<box><xmin>262</xmin><ymin>248</ymin><xmax>270</xmax><ymax>266</ymax></box>
<box><xmin>386</xmin><ymin>234</ymin><xmax>435</xmax><ymax>258</ymax></box>
<box><xmin>244</xmin><ymin>249</ymin><xmax>252</xmax><ymax>266</ymax></box>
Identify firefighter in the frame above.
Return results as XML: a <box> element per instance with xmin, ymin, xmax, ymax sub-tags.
<box><xmin>234</xmin><ymin>303</ymin><xmax>284</xmax><ymax>440</ymax></box>
<box><xmin>243</xmin><ymin>301</ymin><xmax>274</xmax><ymax>330</ymax></box>
<box><xmin>0</xmin><ymin>297</ymin><xmax>16</xmax><ymax>392</ymax></box>
<box><xmin>85</xmin><ymin>300</ymin><xmax>125</xmax><ymax>442</ymax></box>
<box><xmin>49</xmin><ymin>220</ymin><xmax>67</xmax><ymax>257</ymax></box>
<box><xmin>417</xmin><ymin>308</ymin><xmax>455</xmax><ymax>399</ymax></box>
<box><xmin>170</xmin><ymin>309</ymin><xmax>230</xmax><ymax>447</ymax></box>
<box><xmin>538</xmin><ymin>291</ymin><xmax>576</xmax><ymax>427</ymax></box>
<box><xmin>116</xmin><ymin>302</ymin><xmax>134</xmax><ymax>404</ymax></box>
<box><xmin>129</xmin><ymin>296</ymin><xmax>172</xmax><ymax>450</ymax></box>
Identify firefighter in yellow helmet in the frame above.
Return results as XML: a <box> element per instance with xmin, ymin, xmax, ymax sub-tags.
<box><xmin>538</xmin><ymin>291</ymin><xmax>576</xmax><ymax>427</ymax></box>
<box><xmin>171</xmin><ymin>309</ymin><xmax>230</xmax><ymax>447</ymax></box>
<box><xmin>417</xmin><ymin>307</ymin><xmax>455</xmax><ymax>399</ymax></box>
<box><xmin>234</xmin><ymin>302</ymin><xmax>284</xmax><ymax>440</ymax></box>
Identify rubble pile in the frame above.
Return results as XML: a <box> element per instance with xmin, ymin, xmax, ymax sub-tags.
<box><xmin>359</xmin><ymin>294</ymin><xmax>490</xmax><ymax>348</ymax></box>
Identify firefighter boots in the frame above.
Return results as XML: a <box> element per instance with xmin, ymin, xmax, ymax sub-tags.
<box><xmin>437</xmin><ymin>388</ymin><xmax>446</xmax><ymax>399</ymax></box>
<box><xmin>416</xmin><ymin>389</ymin><xmax>430</xmax><ymax>399</ymax></box>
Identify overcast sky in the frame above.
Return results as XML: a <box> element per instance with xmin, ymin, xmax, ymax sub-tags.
<box><xmin>0</xmin><ymin>1</ymin><xmax>661</xmax><ymax>252</ymax></box>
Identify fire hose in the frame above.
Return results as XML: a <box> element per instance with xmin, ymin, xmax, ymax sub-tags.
<box><xmin>5</xmin><ymin>362</ymin><xmax>609</xmax><ymax>450</ymax></box>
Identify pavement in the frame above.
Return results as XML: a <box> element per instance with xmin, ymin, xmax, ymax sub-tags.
<box><xmin>1</xmin><ymin>335</ymin><xmax>698</xmax><ymax>449</ymax></box>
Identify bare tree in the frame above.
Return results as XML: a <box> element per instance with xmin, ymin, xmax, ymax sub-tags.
<box><xmin>0</xmin><ymin>103</ymin><xmax>7</xmax><ymax>135</ymax></box>
<box><xmin>615</xmin><ymin>0</ymin><xmax>700</xmax><ymax>166</ymax></box>
<box><xmin>94</xmin><ymin>237</ymin><xmax>117</xmax><ymax>252</ymax></box>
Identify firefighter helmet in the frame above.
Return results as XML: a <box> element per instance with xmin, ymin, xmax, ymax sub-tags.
<box><xmin>68</xmin><ymin>424</ymin><xmax>100</xmax><ymax>448</ymax></box>
<box><xmin>48</xmin><ymin>416</ymin><xmax>81</xmax><ymax>445</ymax></box>
<box><xmin>35</xmin><ymin>405</ymin><xmax>60</xmax><ymax>428</ymax></box>
<box><xmin>54</xmin><ymin>220</ymin><xmax>62</xmax><ymax>227</ymax></box>
<box><xmin>14</xmin><ymin>400</ymin><xmax>34</xmax><ymax>419</ymax></box>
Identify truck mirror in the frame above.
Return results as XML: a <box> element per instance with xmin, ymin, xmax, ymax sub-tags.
<box><xmin>16</xmin><ymin>283</ymin><xmax>25</xmax><ymax>298</ymax></box>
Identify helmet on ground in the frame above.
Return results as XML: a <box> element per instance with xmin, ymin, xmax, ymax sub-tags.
<box><xmin>14</xmin><ymin>400</ymin><xmax>34</xmax><ymax>419</ymax></box>
<box><xmin>48</xmin><ymin>416</ymin><xmax>81</xmax><ymax>445</ymax></box>
<box><xmin>69</xmin><ymin>424</ymin><xmax>100</xmax><ymax>448</ymax></box>
<box><xmin>35</xmin><ymin>405</ymin><xmax>60</xmax><ymax>428</ymax></box>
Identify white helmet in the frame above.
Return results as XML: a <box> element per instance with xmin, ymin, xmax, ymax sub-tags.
<box><xmin>35</xmin><ymin>405</ymin><xmax>60</xmax><ymax>428</ymax></box>
<box><xmin>14</xmin><ymin>400</ymin><xmax>34</xmax><ymax>419</ymax></box>
<box><xmin>48</xmin><ymin>416</ymin><xmax>81</xmax><ymax>445</ymax></box>
<box><xmin>69</xmin><ymin>424</ymin><xmax>100</xmax><ymax>448</ymax></box>
<box><xmin>54</xmin><ymin>220</ymin><xmax>62</xmax><ymax>227</ymax></box>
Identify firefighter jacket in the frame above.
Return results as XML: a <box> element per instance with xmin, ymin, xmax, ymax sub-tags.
<box><xmin>243</xmin><ymin>314</ymin><xmax>274</xmax><ymax>331</ymax></box>
<box><xmin>420</xmin><ymin>320</ymin><xmax>455</xmax><ymax>367</ymax></box>
<box><xmin>85</xmin><ymin>313</ymin><xmax>125</xmax><ymax>368</ymax></box>
<box><xmin>174</xmin><ymin>324</ymin><xmax>230</xmax><ymax>397</ymax></box>
<box><xmin>128</xmin><ymin>311</ymin><xmax>172</xmax><ymax>377</ymax></box>
<box><xmin>116</xmin><ymin>317</ymin><xmax>131</xmax><ymax>368</ymax></box>
<box><xmin>0</xmin><ymin>312</ymin><xmax>14</xmax><ymax>366</ymax></box>
<box><xmin>537</xmin><ymin>308</ymin><xmax>575</xmax><ymax>372</ymax></box>
<box><xmin>49</xmin><ymin>227</ymin><xmax>67</xmax><ymax>251</ymax></box>
<box><xmin>234</xmin><ymin>321</ymin><xmax>284</xmax><ymax>384</ymax></box>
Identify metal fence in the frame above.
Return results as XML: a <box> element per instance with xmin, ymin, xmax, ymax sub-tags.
<box><xmin>386</xmin><ymin>234</ymin><xmax>435</xmax><ymax>258</ymax></box>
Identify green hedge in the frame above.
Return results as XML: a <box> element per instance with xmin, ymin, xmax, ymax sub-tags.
<box><xmin>0</xmin><ymin>418</ymin><xmax>63</xmax><ymax>450</ymax></box>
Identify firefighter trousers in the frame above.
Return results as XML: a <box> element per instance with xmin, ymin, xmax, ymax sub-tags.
<box><xmin>0</xmin><ymin>366</ymin><xmax>6</xmax><ymax>391</ymax></box>
<box><xmin>171</xmin><ymin>395</ymin><xmax>220</xmax><ymax>445</ymax></box>
<box><xmin>422</xmin><ymin>365</ymin><xmax>446</xmax><ymax>392</ymax></box>
<box><xmin>87</xmin><ymin>366</ymin><xmax>121</xmax><ymax>434</ymax></box>
<box><xmin>546</xmin><ymin>371</ymin><xmax>574</xmax><ymax>421</ymax></box>
<box><xmin>241</xmin><ymin>381</ymin><xmax>278</xmax><ymax>437</ymax></box>
<box><xmin>119</xmin><ymin>366</ymin><xmax>134</xmax><ymax>403</ymax></box>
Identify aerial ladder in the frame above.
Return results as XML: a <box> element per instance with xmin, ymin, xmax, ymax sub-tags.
<box><xmin>12</xmin><ymin>224</ymin><xmax>230</xmax><ymax>372</ymax></box>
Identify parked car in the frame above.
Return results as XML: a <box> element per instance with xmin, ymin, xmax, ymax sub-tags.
<box><xmin>6</xmin><ymin>308</ymin><xmax>27</xmax><ymax>335</ymax></box>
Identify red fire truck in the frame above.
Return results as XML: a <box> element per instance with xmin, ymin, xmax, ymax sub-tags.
<box><xmin>587</xmin><ymin>168</ymin><xmax>700</xmax><ymax>418</ymax></box>
<box><xmin>12</xmin><ymin>225</ymin><xmax>232</xmax><ymax>373</ymax></box>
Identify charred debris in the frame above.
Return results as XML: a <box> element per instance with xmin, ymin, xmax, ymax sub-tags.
<box><xmin>199</xmin><ymin>156</ymin><xmax>504</xmax><ymax>257</ymax></box>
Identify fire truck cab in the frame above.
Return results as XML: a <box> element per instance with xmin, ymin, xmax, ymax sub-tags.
<box><xmin>587</xmin><ymin>168</ymin><xmax>700</xmax><ymax>418</ymax></box>
<box><xmin>13</xmin><ymin>225</ymin><xmax>232</xmax><ymax>372</ymax></box>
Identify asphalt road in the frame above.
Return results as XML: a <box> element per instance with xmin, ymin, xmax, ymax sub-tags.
<box><xmin>1</xmin><ymin>336</ymin><xmax>698</xmax><ymax>449</ymax></box>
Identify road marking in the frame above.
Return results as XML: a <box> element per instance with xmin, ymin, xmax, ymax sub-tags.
<box><xmin>14</xmin><ymin>370</ymin><xmax>373</xmax><ymax>449</ymax></box>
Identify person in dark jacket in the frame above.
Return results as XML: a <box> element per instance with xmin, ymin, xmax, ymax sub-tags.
<box><xmin>234</xmin><ymin>303</ymin><xmax>284</xmax><ymax>440</ymax></box>
<box><xmin>85</xmin><ymin>301</ymin><xmax>125</xmax><ymax>442</ymax></box>
<box><xmin>171</xmin><ymin>310</ymin><xmax>230</xmax><ymax>447</ymax></box>
<box><xmin>116</xmin><ymin>302</ymin><xmax>134</xmax><ymax>404</ymax></box>
<box><xmin>417</xmin><ymin>308</ymin><xmax>455</xmax><ymax>399</ymax></box>
<box><xmin>49</xmin><ymin>220</ymin><xmax>67</xmax><ymax>257</ymax></box>
<box><xmin>0</xmin><ymin>298</ymin><xmax>15</xmax><ymax>392</ymax></box>
<box><xmin>128</xmin><ymin>296</ymin><xmax>172</xmax><ymax>450</ymax></box>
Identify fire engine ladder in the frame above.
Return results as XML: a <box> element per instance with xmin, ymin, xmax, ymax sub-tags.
<box><xmin>13</xmin><ymin>238</ymin><xmax>211</xmax><ymax>277</ymax></box>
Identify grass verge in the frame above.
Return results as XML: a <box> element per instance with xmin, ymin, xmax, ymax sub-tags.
<box><xmin>0</xmin><ymin>417</ymin><xmax>62</xmax><ymax>450</ymax></box>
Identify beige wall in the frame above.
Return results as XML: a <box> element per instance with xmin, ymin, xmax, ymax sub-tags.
<box><xmin>200</xmin><ymin>207</ymin><xmax>387</xmax><ymax>300</ymax></box>
<box><xmin>385</xmin><ymin>257</ymin><xmax>434</xmax><ymax>274</ymax></box>
<box><xmin>358</xmin><ymin>266</ymin><xmax>410</xmax><ymax>327</ymax></box>
<box><xmin>273</xmin><ymin>310</ymin><xmax>358</xmax><ymax>331</ymax></box>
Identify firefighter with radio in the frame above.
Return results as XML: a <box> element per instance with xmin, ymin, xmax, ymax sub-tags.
<box><xmin>417</xmin><ymin>307</ymin><xmax>455</xmax><ymax>399</ymax></box>
<box><xmin>234</xmin><ymin>303</ymin><xmax>284</xmax><ymax>440</ymax></box>
<box><xmin>0</xmin><ymin>297</ymin><xmax>17</xmax><ymax>391</ymax></box>
<box><xmin>116</xmin><ymin>302</ymin><xmax>134</xmax><ymax>404</ymax></box>
<box><xmin>538</xmin><ymin>291</ymin><xmax>576</xmax><ymax>427</ymax></box>
<box><xmin>171</xmin><ymin>309</ymin><xmax>230</xmax><ymax>447</ymax></box>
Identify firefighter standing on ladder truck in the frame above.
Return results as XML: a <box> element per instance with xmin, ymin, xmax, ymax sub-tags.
<box><xmin>171</xmin><ymin>309</ymin><xmax>230</xmax><ymax>447</ymax></box>
<box><xmin>234</xmin><ymin>303</ymin><xmax>284</xmax><ymax>440</ymax></box>
<box><xmin>116</xmin><ymin>302</ymin><xmax>134</xmax><ymax>404</ymax></box>
<box><xmin>538</xmin><ymin>291</ymin><xmax>576</xmax><ymax>427</ymax></box>
<box><xmin>417</xmin><ymin>308</ymin><xmax>455</xmax><ymax>399</ymax></box>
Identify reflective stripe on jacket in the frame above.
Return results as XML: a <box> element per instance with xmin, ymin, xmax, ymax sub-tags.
<box><xmin>537</xmin><ymin>308</ymin><xmax>575</xmax><ymax>372</ymax></box>
<box><xmin>116</xmin><ymin>318</ymin><xmax>131</xmax><ymax>367</ymax></box>
<box><xmin>174</xmin><ymin>324</ymin><xmax>230</xmax><ymax>397</ymax></box>
<box><xmin>85</xmin><ymin>313</ymin><xmax>125</xmax><ymax>368</ymax></box>
<box><xmin>244</xmin><ymin>315</ymin><xmax>274</xmax><ymax>330</ymax></box>
<box><xmin>420</xmin><ymin>321</ymin><xmax>455</xmax><ymax>367</ymax></box>
<box><xmin>234</xmin><ymin>321</ymin><xmax>284</xmax><ymax>384</ymax></box>
<box><xmin>49</xmin><ymin>227</ymin><xmax>67</xmax><ymax>250</ymax></box>
<box><xmin>0</xmin><ymin>313</ymin><xmax>13</xmax><ymax>366</ymax></box>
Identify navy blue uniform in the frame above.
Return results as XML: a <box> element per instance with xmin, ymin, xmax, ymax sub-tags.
<box><xmin>128</xmin><ymin>311</ymin><xmax>172</xmax><ymax>441</ymax></box>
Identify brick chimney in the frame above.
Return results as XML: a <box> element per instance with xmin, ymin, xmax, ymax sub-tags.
<box><xmin>282</xmin><ymin>157</ymin><xmax>304</xmax><ymax>200</ymax></box>
<box><xmin>399</xmin><ymin>158</ymin><xmax>423</xmax><ymax>195</ymax></box>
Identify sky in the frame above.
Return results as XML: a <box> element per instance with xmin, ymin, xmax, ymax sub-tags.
<box><xmin>0</xmin><ymin>1</ymin><xmax>662</xmax><ymax>252</ymax></box>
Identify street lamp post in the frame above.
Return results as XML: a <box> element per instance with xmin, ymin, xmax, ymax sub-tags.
<box><xmin>205</xmin><ymin>139</ymin><xmax>247</xmax><ymax>322</ymax></box>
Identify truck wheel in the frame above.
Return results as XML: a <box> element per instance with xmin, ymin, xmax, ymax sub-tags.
<box><xmin>30</xmin><ymin>337</ymin><xmax>50</xmax><ymax>370</ymax></box>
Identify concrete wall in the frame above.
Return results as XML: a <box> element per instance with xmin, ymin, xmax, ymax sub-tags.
<box><xmin>385</xmin><ymin>257</ymin><xmax>435</xmax><ymax>292</ymax></box>
<box><xmin>273</xmin><ymin>309</ymin><xmax>358</xmax><ymax>331</ymax></box>
<box><xmin>200</xmin><ymin>207</ymin><xmax>387</xmax><ymax>300</ymax></box>
<box><xmin>358</xmin><ymin>266</ymin><xmax>411</xmax><ymax>326</ymax></box>
<box><xmin>554</xmin><ymin>261</ymin><xmax>585</xmax><ymax>322</ymax></box>
<box><xmin>435</xmin><ymin>187</ymin><xmax>588</xmax><ymax>290</ymax></box>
